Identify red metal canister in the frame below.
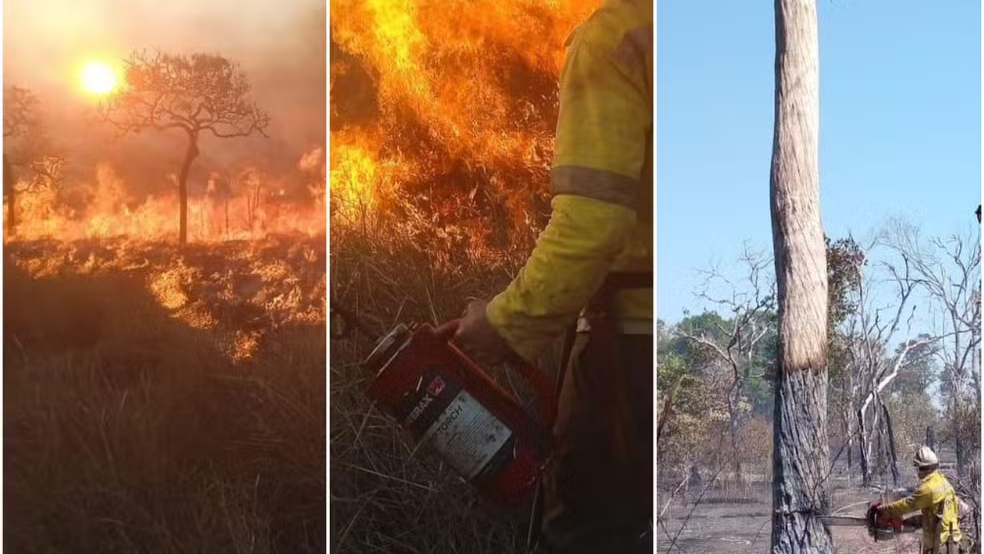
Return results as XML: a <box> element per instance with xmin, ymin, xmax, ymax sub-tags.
<box><xmin>362</xmin><ymin>320</ymin><xmax>557</xmax><ymax>507</ymax></box>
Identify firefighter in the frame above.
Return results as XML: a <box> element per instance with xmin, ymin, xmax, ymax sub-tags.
<box><xmin>454</xmin><ymin>1</ymin><xmax>653</xmax><ymax>552</ymax></box>
<box><xmin>873</xmin><ymin>446</ymin><xmax>964</xmax><ymax>554</ymax></box>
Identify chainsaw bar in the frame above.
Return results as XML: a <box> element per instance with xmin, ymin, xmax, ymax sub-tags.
<box><xmin>819</xmin><ymin>515</ymin><xmax>869</xmax><ymax>527</ymax></box>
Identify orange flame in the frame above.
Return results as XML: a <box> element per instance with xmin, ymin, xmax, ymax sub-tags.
<box><xmin>329</xmin><ymin>0</ymin><xmax>598</xmax><ymax>235</ymax></box>
<box><xmin>4</xmin><ymin>147</ymin><xmax>327</xmax><ymax>243</ymax></box>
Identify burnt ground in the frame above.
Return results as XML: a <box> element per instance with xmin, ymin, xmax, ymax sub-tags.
<box><xmin>657</xmin><ymin>481</ymin><xmax>923</xmax><ymax>554</ymax></box>
<box><xmin>657</xmin><ymin>452</ymin><xmax>973</xmax><ymax>554</ymax></box>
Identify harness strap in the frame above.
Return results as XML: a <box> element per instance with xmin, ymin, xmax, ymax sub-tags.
<box><xmin>584</xmin><ymin>272</ymin><xmax>652</xmax><ymax>462</ymax></box>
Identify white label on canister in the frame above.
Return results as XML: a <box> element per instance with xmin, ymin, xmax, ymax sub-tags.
<box><xmin>419</xmin><ymin>389</ymin><xmax>512</xmax><ymax>480</ymax></box>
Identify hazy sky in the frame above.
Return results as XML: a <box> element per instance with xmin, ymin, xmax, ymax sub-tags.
<box><xmin>4</xmin><ymin>0</ymin><xmax>325</xmax><ymax>186</ymax></box>
<box><xmin>5</xmin><ymin>0</ymin><xmax>306</xmax><ymax>86</ymax></box>
<box><xmin>657</xmin><ymin>1</ymin><xmax>981</xmax><ymax>323</ymax></box>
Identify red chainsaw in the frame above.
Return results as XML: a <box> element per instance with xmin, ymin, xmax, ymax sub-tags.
<box><xmin>820</xmin><ymin>502</ymin><xmax>921</xmax><ymax>541</ymax></box>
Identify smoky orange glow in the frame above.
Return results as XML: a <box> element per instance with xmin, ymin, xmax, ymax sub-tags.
<box><xmin>4</xmin><ymin>0</ymin><xmax>326</xmax><ymax>245</ymax></box>
<box><xmin>6</xmin><ymin>2</ymin><xmax>327</xmax><ymax>550</ymax></box>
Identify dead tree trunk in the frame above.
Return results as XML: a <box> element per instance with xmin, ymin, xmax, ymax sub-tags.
<box><xmin>768</xmin><ymin>0</ymin><xmax>833</xmax><ymax>552</ymax></box>
<box><xmin>177</xmin><ymin>135</ymin><xmax>200</xmax><ymax>246</ymax></box>
<box><xmin>874</xmin><ymin>417</ymin><xmax>886</xmax><ymax>482</ymax></box>
<box><xmin>880</xmin><ymin>401</ymin><xmax>900</xmax><ymax>487</ymax></box>
<box><xmin>952</xmin><ymin>335</ymin><xmax>965</xmax><ymax>477</ymax></box>
<box><xmin>729</xmin><ymin>383</ymin><xmax>743</xmax><ymax>478</ymax></box>
<box><xmin>858</xmin><ymin>402</ymin><xmax>888</xmax><ymax>488</ymax></box>
<box><xmin>843</xmin><ymin>406</ymin><xmax>854</xmax><ymax>478</ymax></box>
<box><xmin>857</xmin><ymin>408</ymin><xmax>872</xmax><ymax>487</ymax></box>
<box><xmin>954</xmin><ymin>406</ymin><xmax>965</xmax><ymax>478</ymax></box>
<box><xmin>4</xmin><ymin>155</ymin><xmax>15</xmax><ymax>237</ymax></box>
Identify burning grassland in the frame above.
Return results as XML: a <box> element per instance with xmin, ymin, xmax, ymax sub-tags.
<box><xmin>4</xmin><ymin>234</ymin><xmax>327</xmax><ymax>553</ymax></box>
<box><xmin>5</xmin><ymin>148</ymin><xmax>326</xmax><ymax>244</ymax></box>
<box><xmin>329</xmin><ymin>0</ymin><xmax>598</xmax><ymax>250</ymax></box>
<box><xmin>8</xmin><ymin>234</ymin><xmax>326</xmax><ymax>356</ymax></box>
<box><xmin>329</xmin><ymin>3</ymin><xmax>598</xmax><ymax>551</ymax></box>
<box><xmin>4</xmin><ymin>0</ymin><xmax>329</xmax><ymax>549</ymax></box>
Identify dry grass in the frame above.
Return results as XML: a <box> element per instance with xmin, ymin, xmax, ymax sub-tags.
<box><xmin>4</xmin><ymin>234</ymin><xmax>326</xmax><ymax>554</ymax></box>
<box><xmin>329</xmin><ymin>224</ymin><xmax>561</xmax><ymax>554</ymax></box>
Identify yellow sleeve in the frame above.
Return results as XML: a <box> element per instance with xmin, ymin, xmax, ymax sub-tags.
<box><xmin>485</xmin><ymin>30</ymin><xmax>650</xmax><ymax>362</ymax></box>
<box><xmin>880</xmin><ymin>484</ymin><xmax>934</xmax><ymax>517</ymax></box>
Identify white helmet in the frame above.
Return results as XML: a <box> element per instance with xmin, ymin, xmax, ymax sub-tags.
<box><xmin>913</xmin><ymin>445</ymin><xmax>939</xmax><ymax>468</ymax></box>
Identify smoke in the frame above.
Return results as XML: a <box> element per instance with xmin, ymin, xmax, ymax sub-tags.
<box><xmin>3</xmin><ymin>0</ymin><xmax>325</xmax><ymax>199</ymax></box>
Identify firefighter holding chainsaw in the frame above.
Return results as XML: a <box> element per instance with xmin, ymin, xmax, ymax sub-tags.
<box><xmin>872</xmin><ymin>446</ymin><xmax>965</xmax><ymax>554</ymax></box>
<box><xmin>454</xmin><ymin>1</ymin><xmax>653</xmax><ymax>553</ymax></box>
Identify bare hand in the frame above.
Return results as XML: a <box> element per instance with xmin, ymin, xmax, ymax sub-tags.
<box><xmin>453</xmin><ymin>299</ymin><xmax>512</xmax><ymax>366</ymax></box>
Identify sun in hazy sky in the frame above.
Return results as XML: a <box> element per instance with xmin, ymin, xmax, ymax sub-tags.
<box><xmin>79</xmin><ymin>61</ymin><xmax>120</xmax><ymax>95</ymax></box>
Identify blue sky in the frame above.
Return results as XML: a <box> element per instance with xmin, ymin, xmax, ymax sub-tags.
<box><xmin>656</xmin><ymin>1</ymin><xmax>981</xmax><ymax>323</ymax></box>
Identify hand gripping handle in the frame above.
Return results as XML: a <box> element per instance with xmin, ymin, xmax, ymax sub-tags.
<box><xmin>436</xmin><ymin>319</ymin><xmax>558</xmax><ymax>430</ymax></box>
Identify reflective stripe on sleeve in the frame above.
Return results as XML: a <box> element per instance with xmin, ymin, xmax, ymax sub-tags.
<box><xmin>551</xmin><ymin>165</ymin><xmax>640</xmax><ymax>209</ymax></box>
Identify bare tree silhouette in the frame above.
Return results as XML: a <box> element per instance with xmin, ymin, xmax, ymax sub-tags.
<box><xmin>98</xmin><ymin>51</ymin><xmax>271</xmax><ymax>245</ymax></box>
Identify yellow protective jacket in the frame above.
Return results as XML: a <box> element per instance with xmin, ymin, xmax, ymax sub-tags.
<box><xmin>486</xmin><ymin>0</ymin><xmax>653</xmax><ymax>363</ymax></box>
<box><xmin>880</xmin><ymin>470</ymin><xmax>962</xmax><ymax>550</ymax></box>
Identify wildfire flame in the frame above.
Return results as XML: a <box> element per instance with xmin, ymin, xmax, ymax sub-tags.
<box><xmin>329</xmin><ymin>0</ymin><xmax>598</xmax><ymax>232</ymax></box>
<box><xmin>7</xmin><ymin>0</ymin><xmax>596</xmax><ymax>291</ymax></box>
<box><xmin>4</xmin><ymin>147</ymin><xmax>327</xmax><ymax>244</ymax></box>
<box><xmin>7</xmin><ymin>234</ymin><xmax>326</xmax><ymax>363</ymax></box>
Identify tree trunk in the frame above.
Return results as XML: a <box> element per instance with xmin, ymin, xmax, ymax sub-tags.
<box><xmin>926</xmin><ymin>426</ymin><xmax>935</xmax><ymax>451</ymax></box>
<box><xmin>6</xmin><ymin>181</ymin><xmax>15</xmax><ymax>238</ymax></box>
<box><xmin>769</xmin><ymin>0</ymin><xmax>832</xmax><ymax>552</ymax></box>
<box><xmin>874</xmin><ymin>417</ymin><xmax>885</xmax><ymax>481</ymax></box>
<box><xmin>177</xmin><ymin>136</ymin><xmax>200</xmax><ymax>246</ymax></box>
<box><xmin>845</xmin><ymin>438</ymin><xmax>852</xmax><ymax>478</ymax></box>
<box><xmin>950</xmin><ymin>332</ymin><xmax>966</xmax><ymax>477</ymax></box>
<box><xmin>857</xmin><ymin>408</ymin><xmax>871</xmax><ymax>487</ymax></box>
<box><xmin>4</xmin><ymin>155</ymin><xmax>16</xmax><ymax>237</ymax></box>
<box><xmin>729</xmin><ymin>382</ymin><xmax>743</xmax><ymax>478</ymax></box>
<box><xmin>880</xmin><ymin>401</ymin><xmax>900</xmax><ymax>487</ymax></box>
<box><xmin>953</xmin><ymin>398</ymin><xmax>964</xmax><ymax>478</ymax></box>
<box><xmin>948</xmin><ymin>374</ymin><xmax>964</xmax><ymax>477</ymax></box>
<box><xmin>843</xmin><ymin>406</ymin><xmax>853</xmax><ymax>479</ymax></box>
<box><xmin>975</xmin><ymin>349</ymin><xmax>981</xmax><ymax>415</ymax></box>
<box><xmin>861</xmin><ymin>405</ymin><xmax>882</xmax><ymax>487</ymax></box>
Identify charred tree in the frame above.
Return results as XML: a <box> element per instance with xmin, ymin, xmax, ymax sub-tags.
<box><xmin>880</xmin><ymin>401</ymin><xmax>900</xmax><ymax>487</ymax></box>
<box><xmin>768</xmin><ymin>0</ymin><xmax>833</xmax><ymax>552</ymax></box>
<box><xmin>98</xmin><ymin>51</ymin><xmax>270</xmax><ymax>245</ymax></box>
<box><xmin>3</xmin><ymin>156</ymin><xmax>14</xmax><ymax>236</ymax></box>
<box><xmin>856</xmin><ymin>407</ymin><xmax>872</xmax><ymax>487</ymax></box>
<box><xmin>844</xmin><ymin>406</ymin><xmax>853</xmax><ymax>477</ymax></box>
<box><xmin>3</xmin><ymin>86</ymin><xmax>42</xmax><ymax>237</ymax></box>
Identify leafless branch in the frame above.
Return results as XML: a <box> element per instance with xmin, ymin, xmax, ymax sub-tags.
<box><xmin>3</xmin><ymin>86</ymin><xmax>40</xmax><ymax>139</ymax></box>
<box><xmin>98</xmin><ymin>50</ymin><xmax>271</xmax><ymax>140</ymax></box>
